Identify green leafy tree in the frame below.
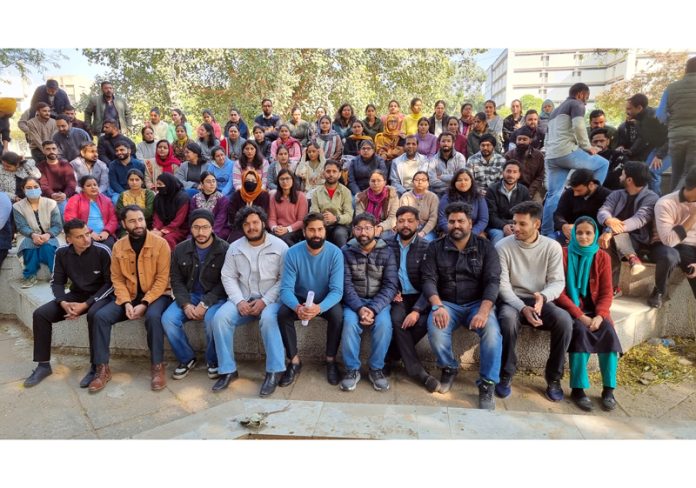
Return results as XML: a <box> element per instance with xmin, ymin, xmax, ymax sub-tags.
<box><xmin>0</xmin><ymin>49</ymin><xmax>63</xmax><ymax>82</ymax></box>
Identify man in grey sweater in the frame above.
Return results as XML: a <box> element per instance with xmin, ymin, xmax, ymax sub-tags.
<box><xmin>495</xmin><ymin>201</ymin><xmax>572</xmax><ymax>402</ymax></box>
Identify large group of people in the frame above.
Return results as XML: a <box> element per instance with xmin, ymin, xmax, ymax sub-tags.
<box><xmin>2</xmin><ymin>56</ymin><xmax>696</xmax><ymax>413</ymax></box>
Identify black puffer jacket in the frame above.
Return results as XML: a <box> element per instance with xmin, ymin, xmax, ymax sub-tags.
<box><xmin>170</xmin><ymin>235</ymin><xmax>229</xmax><ymax>308</ymax></box>
<box><xmin>342</xmin><ymin>238</ymin><xmax>398</xmax><ymax>314</ymax></box>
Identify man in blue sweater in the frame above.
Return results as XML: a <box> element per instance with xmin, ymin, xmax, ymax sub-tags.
<box><xmin>108</xmin><ymin>141</ymin><xmax>145</xmax><ymax>202</ymax></box>
<box><xmin>277</xmin><ymin>212</ymin><xmax>345</xmax><ymax>386</ymax></box>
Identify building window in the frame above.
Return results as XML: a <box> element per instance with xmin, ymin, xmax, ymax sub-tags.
<box><xmin>541</xmin><ymin>54</ymin><xmax>549</xmax><ymax>67</ymax></box>
<box><xmin>573</xmin><ymin>70</ymin><xmax>581</xmax><ymax>78</ymax></box>
<box><xmin>539</xmin><ymin>72</ymin><xmax>548</xmax><ymax>82</ymax></box>
<box><xmin>538</xmin><ymin>88</ymin><xmax>547</xmax><ymax>97</ymax></box>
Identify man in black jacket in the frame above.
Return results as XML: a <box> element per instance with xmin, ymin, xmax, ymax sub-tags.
<box><xmin>486</xmin><ymin>160</ymin><xmax>531</xmax><ymax>245</ymax></box>
<box><xmin>97</xmin><ymin>119</ymin><xmax>136</xmax><ymax>164</ymax></box>
<box><xmin>23</xmin><ymin>219</ymin><xmax>114</xmax><ymax>388</ymax></box>
<box><xmin>552</xmin><ymin>169</ymin><xmax>612</xmax><ymax>244</ymax></box>
<box><xmin>161</xmin><ymin>209</ymin><xmax>229</xmax><ymax>380</ymax></box>
<box><xmin>385</xmin><ymin>206</ymin><xmax>440</xmax><ymax>392</ymax></box>
<box><xmin>30</xmin><ymin>79</ymin><xmax>71</xmax><ymax>119</ymax></box>
<box><xmin>422</xmin><ymin>202</ymin><xmax>502</xmax><ymax>409</ymax></box>
<box><xmin>591</xmin><ymin>128</ymin><xmax>629</xmax><ymax>190</ymax></box>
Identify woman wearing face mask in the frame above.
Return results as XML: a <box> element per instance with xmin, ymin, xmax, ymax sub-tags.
<box><xmin>115</xmin><ymin>169</ymin><xmax>155</xmax><ymax>233</ymax></box>
<box><xmin>220</xmin><ymin>124</ymin><xmax>245</xmax><ymax>161</ymax></box>
<box><xmin>201</xmin><ymin>109</ymin><xmax>222</xmax><ymax>140</ymax></box>
<box><xmin>12</xmin><ymin>176</ymin><xmax>62</xmax><ymax>288</ymax></box>
<box><xmin>355</xmin><ymin>170</ymin><xmax>399</xmax><ymax>239</ymax></box>
<box><xmin>190</xmin><ymin>171</ymin><xmax>231</xmax><ymax>241</ymax></box>
<box><xmin>232</xmin><ymin>140</ymin><xmax>269</xmax><ymax>192</ymax></box>
<box><xmin>175</xmin><ymin>142</ymin><xmax>210</xmax><ymax>197</ymax></box>
<box><xmin>270</xmin><ymin>124</ymin><xmax>302</xmax><ymax>165</ymax></box>
<box><xmin>146</xmin><ymin>140</ymin><xmax>180</xmax><ymax>190</ymax></box>
<box><xmin>227</xmin><ymin>169</ymin><xmax>270</xmax><ymax>243</ymax></box>
<box><xmin>207</xmin><ymin>147</ymin><xmax>234</xmax><ymax>197</ymax></box>
<box><xmin>152</xmin><ymin>173</ymin><xmax>190</xmax><ymax>250</ymax></box>
<box><xmin>171</xmin><ymin>124</ymin><xmax>193</xmax><ymax>163</ymax></box>
<box><xmin>437</xmin><ymin>168</ymin><xmax>488</xmax><ymax>235</ymax></box>
<box><xmin>65</xmin><ymin>175</ymin><xmax>119</xmax><ymax>247</ymax></box>
<box><xmin>555</xmin><ymin>216</ymin><xmax>619</xmax><ymax>413</ymax></box>
<box><xmin>268</xmin><ymin>168</ymin><xmax>308</xmax><ymax>246</ymax></box>
<box><xmin>167</xmin><ymin>109</ymin><xmax>193</xmax><ymax>142</ymax></box>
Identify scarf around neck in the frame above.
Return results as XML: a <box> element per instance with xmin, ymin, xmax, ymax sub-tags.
<box><xmin>566</xmin><ymin>217</ymin><xmax>600</xmax><ymax>307</ymax></box>
<box><xmin>365</xmin><ymin>187</ymin><xmax>389</xmax><ymax>220</ymax></box>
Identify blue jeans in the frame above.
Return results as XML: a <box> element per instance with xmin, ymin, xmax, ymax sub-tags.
<box><xmin>427</xmin><ymin>300</ymin><xmax>502</xmax><ymax>383</ymax></box>
<box><xmin>211</xmin><ymin>301</ymin><xmax>285</xmax><ymax>374</ymax></box>
<box><xmin>542</xmin><ymin>149</ymin><xmax>609</xmax><ymax>236</ymax></box>
<box><xmin>420</xmin><ymin>230</ymin><xmax>438</xmax><ymax>242</ymax></box>
<box><xmin>488</xmin><ymin>228</ymin><xmax>505</xmax><ymax>246</ymax></box>
<box><xmin>22</xmin><ymin>244</ymin><xmax>57</xmax><ymax>278</ymax></box>
<box><xmin>647</xmin><ymin>149</ymin><xmax>672</xmax><ymax>195</ymax></box>
<box><xmin>161</xmin><ymin>293</ymin><xmax>224</xmax><ymax>366</ymax></box>
<box><xmin>341</xmin><ymin>306</ymin><xmax>392</xmax><ymax>371</ymax></box>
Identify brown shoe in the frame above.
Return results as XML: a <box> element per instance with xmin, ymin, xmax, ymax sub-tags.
<box><xmin>151</xmin><ymin>362</ymin><xmax>166</xmax><ymax>391</ymax></box>
<box><xmin>88</xmin><ymin>364</ymin><xmax>112</xmax><ymax>393</ymax></box>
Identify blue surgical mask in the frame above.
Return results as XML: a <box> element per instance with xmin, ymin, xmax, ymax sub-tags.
<box><xmin>25</xmin><ymin>188</ymin><xmax>42</xmax><ymax>199</ymax></box>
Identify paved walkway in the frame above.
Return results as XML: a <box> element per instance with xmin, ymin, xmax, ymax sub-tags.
<box><xmin>2</xmin><ymin>319</ymin><xmax>696</xmax><ymax>439</ymax></box>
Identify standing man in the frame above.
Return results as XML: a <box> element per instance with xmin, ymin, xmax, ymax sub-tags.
<box><xmin>254</xmin><ymin>98</ymin><xmax>281</xmax><ymax>142</ymax></box>
<box><xmin>53</xmin><ymin>114</ymin><xmax>91</xmax><ymax>162</ymax></box>
<box><xmin>542</xmin><ymin>83</ymin><xmax>609</xmax><ymax>236</ymax></box>
<box><xmin>162</xmin><ymin>209</ymin><xmax>229</xmax><ymax>382</ymax></box>
<box><xmin>423</xmin><ymin>202</ymin><xmax>502</xmax><ymax>409</ymax></box>
<box><xmin>19</xmin><ymin>102</ymin><xmax>57</xmax><ymax>162</ymax></box>
<box><xmin>98</xmin><ymin>119</ymin><xmax>136</xmax><ymax>164</ymax></box>
<box><xmin>427</xmin><ymin>131</ymin><xmax>466</xmax><ymax>196</ymax></box>
<box><xmin>466</xmin><ymin>133</ymin><xmax>507</xmax><ymax>194</ymax></box>
<box><xmin>496</xmin><ymin>201</ymin><xmax>572</xmax><ymax>402</ymax></box>
<box><xmin>309</xmin><ymin>160</ymin><xmax>354</xmax><ymax>248</ymax></box>
<box><xmin>385</xmin><ymin>206</ymin><xmax>440</xmax><ymax>392</ymax></box>
<box><xmin>211</xmin><ymin>206</ymin><xmax>288</xmax><ymax>396</ymax></box>
<box><xmin>339</xmin><ymin>213</ymin><xmax>398</xmax><ymax>392</ymax></box>
<box><xmin>84</xmin><ymin>81</ymin><xmax>132</xmax><ymax>136</ymax></box>
<box><xmin>37</xmin><ymin>140</ymin><xmax>77</xmax><ymax>215</ymax></box>
<box><xmin>657</xmin><ymin>57</ymin><xmax>696</xmax><ymax>191</ymax></box>
<box><xmin>30</xmin><ymin>79</ymin><xmax>71</xmax><ymax>118</ymax></box>
<box><xmin>486</xmin><ymin>160</ymin><xmax>531</xmax><ymax>245</ymax></box>
<box><xmin>88</xmin><ymin>205</ymin><xmax>172</xmax><ymax>393</ymax></box>
<box><xmin>23</xmin><ymin>219</ymin><xmax>113</xmax><ymax>388</ymax></box>
<box><xmin>277</xmin><ymin>213</ymin><xmax>344</xmax><ymax>386</ymax></box>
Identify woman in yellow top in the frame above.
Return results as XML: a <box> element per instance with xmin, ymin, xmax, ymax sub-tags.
<box><xmin>402</xmin><ymin>97</ymin><xmax>424</xmax><ymax>136</ymax></box>
<box><xmin>116</xmin><ymin>169</ymin><xmax>155</xmax><ymax>234</ymax></box>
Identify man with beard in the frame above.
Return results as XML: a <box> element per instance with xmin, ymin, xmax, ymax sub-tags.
<box><xmin>466</xmin><ymin>133</ymin><xmax>506</xmax><ymax>194</ymax></box>
<box><xmin>63</xmin><ymin>105</ymin><xmax>92</xmax><ymax>138</ymax></box>
<box><xmin>277</xmin><ymin>212</ymin><xmax>345</xmax><ymax>387</ymax></box>
<box><xmin>161</xmin><ymin>209</ymin><xmax>229</xmax><ymax>384</ymax></box>
<box><xmin>20</xmin><ymin>102</ymin><xmax>57</xmax><ymax>162</ymax></box>
<box><xmin>587</xmin><ymin>109</ymin><xmax>618</xmax><ymax>149</ymax></box>
<box><xmin>423</xmin><ymin>202</ymin><xmax>502</xmax><ymax>409</ymax></box>
<box><xmin>509</xmin><ymin>110</ymin><xmax>545</xmax><ymax>152</ymax></box>
<box><xmin>495</xmin><ymin>201</ymin><xmax>572</xmax><ymax>402</ymax></box>
<box><xmin>85</xmin><ymin>81</ymin><xmax>132</xmax><ymax>136</ymax></box>
<box><xmin>504</xmin><ymin>126</ymin><xmax>545</xmax><ymax>201</ymax></box>
<box><xmin>486</xmin><ymin>160</ymin><xmax>531</xmax><ymax>245</ymax></box>
<box><xmin>339</xmin><ymin>213</ymin><xmax>398</xmax><ymax>392</ymax></box>
<box><xmin>309</xmin><ymin>160</ymin><xmax>354</xmax><ymax>248</ymax></box>
<box><xmin>52</xmin><ymin>115</ymin><xmax>91</xmax><ymax>162</ymax></box>
<box><xmin>97</xmin><ymin>119</ymin><xmax>136</xmax><ymax>164</ymax></box>
<box><xmin>89</xmin><ymin>205</ymin><xmax>172</xmax><ymax>393</ymax></box>
<box><xmin>427</xmin><ymin>132</ymin><xmax>466</xmax><ymax>196</ymax></box>
<box><xmin>107</xmin><ymin>141</ymin><xmax>145</xmax><ymax>202</ymax></box>
<box><xmin>22</xmin><ymin>219</ymin><xmax>113</xmax><ymax>388</ymax></box>
<box><xmin>211</xmin><ymin>206</ymin><xmax>288</xmax><ymax>396</ymax></box>
<box><xmin>254</xmin><ymin>98</ymin><xmax>282</xmax><ymax>142</ymax></box>
<box><xmin>590</xmin><ymin>128</ymin><xmax>629</xmax><ymax>191</ymax></box>
<box><xmin>70</xmin><ymin>142</ymin><xmax>110</xmax><ymax>194</ymax></box>
<box><xmin>385</xmin><ymin>206</ymin><xmax>441</xmax><ymax>392</ymax></box>
<box><xmin>36</xmin><ymin>140</ymin><xmax>76</xmax><ymax>215</ymax></box>
<box><xmin>29</xmin><ymin>79</ymin><xmax>70</xmax><ymax>119</ymax></box>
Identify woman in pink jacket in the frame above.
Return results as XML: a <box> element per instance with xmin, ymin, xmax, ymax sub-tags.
<box><xmin>64</xmin><ymin>175</ymin><xmax>119</xmax><ymax>248</ymax></box>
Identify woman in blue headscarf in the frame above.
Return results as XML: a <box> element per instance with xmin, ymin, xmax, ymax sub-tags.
<box><xmin>555</xmin><ymin>216</ymin><xmax>621</xmax><ymax>413</ymax></box>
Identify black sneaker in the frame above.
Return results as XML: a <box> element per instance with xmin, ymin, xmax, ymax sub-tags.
<box><xmin>439</xmin><ymin>367</ymin><xmax>458</xmax><ymax>394</ymax></box>
<box><xmin>478</xmin><ymin>380</ymin><xmax>495</xmax><ymax>410</ymax></box>
<box><xmin>571</xmin><ymin>388</ymin><xmax>593</xmax><ymax>411</ymax></box>
<box><xmin>647</xmin><ymin>287</ymin><xmax>664</xmax><ymax>309</ymax></box>
<box><xmin>601</xmin><ymin>389</ymin><xmax>617</xmax><ymax>411</ymax></box>
<box><xmin>207</xmin><ymin>364</ymin><xmax>219</xmax><ymax>379</ymax></box>
<box><xmin>172</xmin><ymin>357</ymin><xmax>197</xmax><ymax>380</ymax></box>
<box><xmin>495</xmin><ymin>375</ymin><xmax>512</xmax><ymax>398</ymax></box>
<box><xmin>545</xmin><ymin>380</ymin><xmax>564</xmax><ymax>402</ymax></box>
<box><xmin>326</xmin><ymin>361</ymin><xmax>340</xmax><ymax>386</ymax></box>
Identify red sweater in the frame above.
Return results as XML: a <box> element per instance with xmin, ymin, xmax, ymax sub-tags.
<box><xmin>64</xmin><ymin>193</ymin><xmax>118</xmax><ymax>236</ymax></box>
<box><xmin>38</xmin><ymin>160</ymin><xmax>77</xmax><ymax>197</ymax></box>
<box><xmin>555</xmin><ymin>248</ymin><xmax>614</xmax><ymax>324</ymax></box>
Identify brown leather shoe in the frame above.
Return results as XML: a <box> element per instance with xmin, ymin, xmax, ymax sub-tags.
<box><xmin>151</xmin><ymin>362</ymin><xmax>166</xmax><ymax>391</ymax></box>
<box><xmin>88</xmin><ymin>364</ymin><xmax>111</xmax><ymax>393</ymax></box>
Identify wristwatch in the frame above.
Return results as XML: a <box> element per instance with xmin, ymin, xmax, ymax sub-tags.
<box><xmin>432</xmin><ymin>305</ymin><xmax>442</xmax><ymax>312</ymax></box>
<box><xmin>200</xmin><ymin>302</ymin><xmax>209</xmax><ymax>310</ymax></box>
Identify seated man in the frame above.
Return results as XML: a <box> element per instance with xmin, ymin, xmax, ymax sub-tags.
<box><xmin>53</xmin><ymin>114</ymin><xmax>91</xmax><ymax>163</ymax></box>
<box><xmin>36</xmin><ymin>140</ymin><xmax>77</xmax><ymax>214</ymax></box>
<box><xmin>653</xmin><ymin>167</ymin><xmax>696</xmax><ymax>304</ymax></box>
<box><xmin>212</xmin><ymin>206</ymin><xmax>288</xmax><ymax>396</ymax></box>
<box><xmin>496</xmin><ymin>201</ymin><xmax>572</xmax><ymax>402</ymax></box>
<box><xmin>509</xmin><ymin>109</ymin><xmax>545</xmax><ymax>151</ymax></box>
<box><xmin>23</xmin><ymin>219</ymin><xmax>113</xmax><ymax>388</ymax></box>
<box><xmin>385</xmin><ymin>206</ymin><xmax>440</xmax><ymax>392</ymax></box>
<box><xmin>339</xmin><ymin>213</ymin><xmax>398</xmax><ymax>392</ymax></box>
<box><xmin>552</xmin><ymin>169</ymin><xmax>612</xmax><ymax>244</ymax></box>
<box><xmin>89</xmin><ymin>205</ymin><xmax>172</xmax><ymax>393</ymax></box>
<box><xmin>277</xmin><ymin>212</ymin><xmax>344</xmax><ymax>386</ymax></box>
<box><xmin>597</xmin><ymin>162</ymin><xmax>671</xmax><ymax>304</ymax></box>
<box><xmin>162</xmin><ymin>209</ymin><xmax>229</xmax><ymax>382</ymax></box>
<box><xmin>309</xmin><ymin>160</ymin><xmax>354</xmax><ymax>248</ymax></box>
<box><xmin>590</xmin><ymin>128</ymin><xmax>629</xmax><ymax>190</ymax></box>
<box><xmin>98</xmin><ymin>119</ymin><xmax>136</xmax><ymax>164</ymax></box>
<box><xmin>586</xmin><ymin>109</ymin><xmax>618</xmax><ymax>149</ymax></box>
<box><xmin>423</xmin><ymin>201</ymin><xmax>502</xmax><ymax>409</ymax></box>
<box><xmin>427</xmin><ymin>131</ymin><xmax>466</xmax><ymax>196</ymax></box>
<box><xmin>389</xmin><ymin>135</ymin><xmax>429</xmax><ymax>196</ymax></box>
<box><xmin>466</xmin><ymin>133</ymin><xmax>506</xmax><ymax>194</ymax></box>
<box><xmin>504</xmin><ymin>126</ymin><xmax>545</xmax><ymax>201</ymax></box>
<box><xmin>108</xmin><ymin>141</ymin><xmax>146</xmax><ymax>202</ymax></box>
<box><xmin>486</xmin><ymin>160</ymin><xmax>531</xmax><ymax>245</ymax></box>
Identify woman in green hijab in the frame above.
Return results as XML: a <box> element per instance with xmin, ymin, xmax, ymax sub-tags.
<box><xmin>555</xmin><ymin>216</ymin><xmax>621</xmax><ymax>412</ymax></box>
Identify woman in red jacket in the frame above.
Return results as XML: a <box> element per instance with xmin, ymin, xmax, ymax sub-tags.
<box><xmin>555</xmin><ymin>216</ymin><xmax>621</xmax><ymax>412</ymax></box>
<box><xmin>64</xmin><ymin>175</ymin><xmax>118</xmax><ymax>248</ymax></box>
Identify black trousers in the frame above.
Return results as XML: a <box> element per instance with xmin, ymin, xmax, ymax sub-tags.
<box><xmin>497</xmin><ymin>298</ymin><xmax>573</xmax><ymax>383</ymax></box>
<box><xmin>608</xmin><ymin>236</ymin><xmax>680</xmax><ymax>292</ymax></box>
<box><xmin>387</xmin><ymin>294</ymin><xmax>430</xmax><ymax>378</ymax></box>
<box><xmin>325</xmin><ymin>224</ymin><xmax>350</xmax><ymax>248</ymax></box>
<box><xmin>278</xmin><ymin>301</ymin><xmax>343</xmax><ymax>360</ymax></box>
<box><xmin>676</xmin><ymin>244</ymin><xmax>696</xmax><ymax>298</ymax></box>
<box><xmin>32</xmin><ymin>291</ymin><xmax>112</xmax><ymax>363</ymax></box>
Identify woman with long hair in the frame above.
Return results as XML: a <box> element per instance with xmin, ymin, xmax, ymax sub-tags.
<box><xmin>116</xmin><ymin>169</ymin><xmax>155</xmax><ymax>232</ymax></box>
<box><xmin>152</xmin><ymin>173</ymin><xmax>190</xmax><ymax>250</ymax></box>
<box><xmin>220</xmin><ymin>123</ymin><xmax>245</xmax><ymax>161</ymax></box>
<box><xmin>343</xmin><ymin>120</ymin><xmax>372</xmax><ymax>157</ymax></box>
<box><xmin>267</xmin><ymin>145</ymin><xmax>293</xmax><ymax>191</ymax></box>
<box><xmin>251</xmin><ymin>125</ymin><xmax>272</xmax><ymax>160</ymax></box>
<box><xmin>313</xmin><ymin>115</ymin><xmax>343</xmax><ymax>161</ymax></box>
<box><xmin>207</xmin><ymin>147</ymin><xmax>234</xmax><ymax>197</ymax></box>
<box><xmin>399</xmin><ymin>170</ymin><xmax>439</xmax><ymax>242</ymax></box>
<box><xmin>332</xmin><ymin>103</ymin><xmax>357</xmax><ymax>141</ymax></box>
<box><xmin>355</xmin><ymin>170</ymin><xmax>399</xmax><ymax>238</ymax></box>
<box><xmin>287</xmin><ymin>106</ymin><xmax>313</xmax><ymax>147</ymax></box>
<box><xmin>190</xmin><ymin>171</ymin><xmax>231</xmax><ymax>241</ymax></box>
<box><xmin>175</xmin><ymin>141</ymin><xmax>210</xmax><ymax>196</ymax></box>
<box><xmin>202</xmin><ymin>109</ymin><xmax>222</xmax><ymax>139</ymax></box>
<box><xmin>403</xmin><ymin>97</ymin><xmax>425</xmax><ymax>136</ymax></box>
<box><xmin>437</xmin><ymin>168</ymin><xmax>488</xmax><ymax>235</ymax></box>
<box><xmin>415</xmin><ymin>117</ymin><xmax>437</xmax><ymax>158</ymax></box>
<box><xmin>362</xmin><ymin>103</ymin><xmax>383</xmax><ymax>140</ymax></box>
<box><xmin>196</xmin><ymin>122</ymin><xmax>219</xmax><ymax>160</ymax></box>
<box><xmin>171</xmin><ymin>124</ymin><xmax>193</xmax><ymax>163</ymax></box>
<box><xmin>483</xmin><ymin>99</ymin><xmax>504</xmax><ymax>148</ymax></box>
<box><xmin>268</xmin><ymin>168</ymin><xmax>308</xmax><ymax>246</ymax></box>
<box><xmin>555</xmin><ymin>216</ymin><xmax>620</xmax><ymax>412</ymax></box>
<box><xmin>428</xmin><ymin>99</ymin><xmax>448</xmax><ymax>137</ymax></box>
<box><xmin>12</xmin><ymin>176</ymin><xmax>62</xmax><ymax>288</ymax></box>
<box><xmin>270</xmin><ymin>124</ymin><xmax>302</xmax><ymax>164</ymax></box>
<box><xmin>65</xmin><ymin>175</ymin><xmax>119</xmax><ymax>247</ymax></box>
<box><xmin>146</xmin><ymin>139</ymin><xmax>180</xmax><ymax>190</ymax></box>
<box><xmin>0</xmin><ymin>151</ymin><xmax>41</xmax><ymax>202</ymax></box>
<box><xmin>502</xmin><ymin>99</ymin><xmax>524</xmax><ymax>151</ymax></box>
<box><xmin>136</xmin><ymin>126</ymin><xmax>157</xmax><ymax>168</ymax></box>
<box><xmin>347</xmin><ymin>140</ymin><xmax>386</xmax><ymax>195</ymax></box>
<box><xmin>294</xmin><ymin>141</ymin><xmax>327</xmax><ymax>198</ymax></box>
<box><xmin>232</xmin><ymin>140</ymin><xmax>269</xmax><ymax>192</ymax></box>
<box><xmin>227</xmin><ymin>169</ymin><xmax>270</xmax><ymax>243</ymax></box>
<box><xmin>167</xmin><ymin>109</ymin><xmax>193</xmax><ymax>141</ymax></box>
<box><xmin>223</xmin><ymin>107</ymin><xmax>249</xmax><ymax>140</ymax></box>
